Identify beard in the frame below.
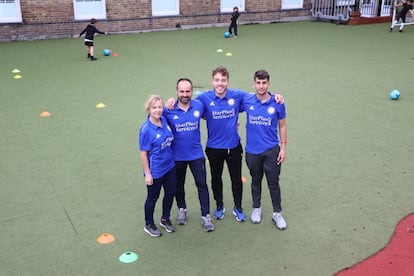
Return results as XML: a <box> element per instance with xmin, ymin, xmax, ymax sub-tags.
<box><xmin>178</xmin><ymin>96</ymin><xmax>191</xmax><ymax>105</ymax></box>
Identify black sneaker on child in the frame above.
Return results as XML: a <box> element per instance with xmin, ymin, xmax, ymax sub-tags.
<box><xmin>90</xmin><ymin>56</ymin><xmax>98</xmax><ymax>61</ymax></box>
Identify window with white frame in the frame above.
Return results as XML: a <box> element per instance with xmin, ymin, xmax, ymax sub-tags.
<box><xmin>73</xmin><ymin>0</ymin><xmax>106</xmax><ymax>21</ymax></box>
<box><xmin>0</xmin><ymin>0</ymin><xmax>22</xmax><ymax>23</ymax></box>
<box><xmin>152</xmin><ymin>0</ymin><xmax>179</xmax><ymax>16</ymax></box>
<box><xmin>220</xmin><ymin>0</ymin><xmax>245</xmax><ymax>12</ymax></box>
<box><xmin>282</xmin><ymin>0</ymin><xmax>303</xmax><ymax>9</ymax></box>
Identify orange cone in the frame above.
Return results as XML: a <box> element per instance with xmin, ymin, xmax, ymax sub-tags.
<box><xmin>40</xmin><ymin>111</ymin><xmax>51</xmax><ymax>117</ymax></box>
<box><xmin>97</xmin><ymin>233</ymin><xmax>115</xmax><ymax>244</ymax></box>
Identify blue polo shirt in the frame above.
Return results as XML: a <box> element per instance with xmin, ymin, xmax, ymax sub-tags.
<box><xmin>242</xmin><ymin>92</ymin><xmax>286</xmax><ymax>154</ymax></box>
<box><xmin>196</xmin><ymin>89</ymin><xmax>245</xmax><ymax>149</ymax></box>
<box><xmin>163</xmin><ymin>99</ymin><xmax>205</xmax><ymax>161</ymax></box>
<box><xmin>139</xmin><ymin>116</ymin><xmax>175</xmax><ymax>178</ymax></box>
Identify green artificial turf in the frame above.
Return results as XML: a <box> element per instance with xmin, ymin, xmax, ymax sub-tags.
<box><xmin>1</xmin><ymin>21</ymin><xmax>414</xmax><ymax>275</ymax></box>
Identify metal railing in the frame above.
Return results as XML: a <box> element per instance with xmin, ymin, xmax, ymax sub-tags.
<box><xmin>311</xmin><ymin>0</ymin><xmax>353</xmax><ymax>23</ymax></box>
<box><xmin>311</xmin><ymin>0</ymin><xmax>393</xmax><ymax>22</ymax></box>
<box><xmin>357</xmin><ymin>0</ymin><xmax>392</xmax><ymax>17</ymax></box>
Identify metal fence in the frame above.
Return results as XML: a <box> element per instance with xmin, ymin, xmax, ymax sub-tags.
<box><xmin>311</xmin><ymin>0</ymin><xmax>353</xmax><ymax>23</ymax></box>
<box><xmin>358</xmin><ymin>0</ymin><xmax>392</xmax><ymax>17</ymax></box>
<box><xmin>311</xmin><ymin>0</ymin><xmax>393</xmax><ymax>22</ymax></box>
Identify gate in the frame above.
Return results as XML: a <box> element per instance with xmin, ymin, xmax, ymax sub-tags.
<box><xmin>311</xmin><ymin>0</ymin><xmax>354</xmax><ymax>23</ymax></box>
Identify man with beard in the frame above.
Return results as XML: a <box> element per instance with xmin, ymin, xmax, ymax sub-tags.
<box><xmin>163</xmin><ymin>78</ymin><xmax>215</xmax><ymax>232</ymax></box>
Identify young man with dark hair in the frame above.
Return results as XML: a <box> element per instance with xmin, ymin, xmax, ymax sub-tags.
<box><xmin>242</xmin><ymin>69</ymin><xmax>287</xmax><ymax>230</ymax></box>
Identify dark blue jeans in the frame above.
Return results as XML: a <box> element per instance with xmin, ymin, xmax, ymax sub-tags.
<box><xmin>175</xmin><ymin>158</ymin><xmax>210</xmax><ymax>216</ymax></box>
<box><xmin>144</xmin><ymin>166</ymin><xmax>176</xmax><ymax>225</ymax></box>
<box><xmin>205</xmin><ymin>143</ymin><xmax>243</xmax><ymax>210</ymax></box>
<box><xmin>245</xmin><ymin>145</ymin><xmax>282</xmax><ymax>213</ymax></box>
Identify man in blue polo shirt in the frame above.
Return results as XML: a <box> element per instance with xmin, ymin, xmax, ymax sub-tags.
<box><xmin>197</xmin><ymin>66</ymin><xmax>248</xmax><ymax>222</ymax></box>
<box><xmin>242</xmin><ymin>69</ymin><xmax>287</xmax><ymax>230</ymax></box>
<box><xmin>163</xmin><ymin>78</ymin><xmax>215</xmax><ymax>232</ymax></box>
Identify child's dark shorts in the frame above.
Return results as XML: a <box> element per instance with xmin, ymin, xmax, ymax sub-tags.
<box><xmin>84</xmin><ymin>41</ymin><xmax>94</xmax><ymax>46</ymax></box>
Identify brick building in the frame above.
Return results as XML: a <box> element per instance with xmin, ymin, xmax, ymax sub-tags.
<box><xmin>0</xmin><ymin>0</ymin><xmax>312</xmax><ymax>42</ymax></box>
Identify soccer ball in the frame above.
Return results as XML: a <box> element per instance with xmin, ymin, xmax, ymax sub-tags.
<box><xmin>103</xmin><ymin>49</ymin><xmax>110</xmax><ymax>56</ymax></box>
<box><xmin>224</xmin><ymin>32</ymin><xmax>230</xmax><ymax>38</ymax></box>
<box><xmin>389</xmin><ymin>90</ymin><xmax>400</xmax><ymax>100</ymax></box>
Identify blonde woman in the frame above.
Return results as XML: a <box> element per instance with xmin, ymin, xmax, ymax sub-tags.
<box><xmin>139</xmin><ymin>95</ymin><xmax>176</xmax><ymax>237</ymax></box>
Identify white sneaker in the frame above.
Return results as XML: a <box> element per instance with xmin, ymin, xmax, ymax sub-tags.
<box><xmin>201</xmin><ymin>214</ymin><xmax>215</xmax><ymax>232</ymax></box>
<box><xmin>251</xmin><ymin>207</ymin><xmax>261</xmax><ymax>224</ymax></box>
<box><xmin>177</xmin><ymin>208</ymin><xmax>187</xmax><ymax>225</ymax></box>
<box><xmin>272</xmin><ymin>212</ymin><xmax>287</xmax><ymax>230</ymax></box>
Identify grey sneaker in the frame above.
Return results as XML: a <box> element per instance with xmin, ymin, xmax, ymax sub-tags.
<box><xmin>201</xmin><ymin>214</ymin><xmax>215</xmax><ymax>232</ymax></box>
<box><xmin>272</xmin><ymin>212</ymin><xmax>287</xmax><ymax>230</ymax></box>
<box><xmin>251</xmin><ymin>207</ymin><xmax>262</xmax><ymax>224</ymax></box>
<box><xmin>144</xmin><ymin>224</ymin><xmax>162</xmax><ymax>237</ymax></box>
<box><xmin>160</xmin><ymin>218</ymin><xmax>176</xmax><ymax>233</ymax></box>
<box><xmin>177</xmin><ymin>208</ymin><xmax>187</xmax><ymax>225</ymax></box>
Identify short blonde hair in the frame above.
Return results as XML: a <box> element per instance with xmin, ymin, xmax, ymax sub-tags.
<box><xmin>144</xmin><ymin>95</ymin><xmax>163</xmax><ymax>112</ymax></box>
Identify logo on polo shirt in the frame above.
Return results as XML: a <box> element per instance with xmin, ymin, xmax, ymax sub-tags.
<box><xmin>193</xmin><ymin>110</ymin><xmax>200</xmax><ymax>118</ymax></box>
<box><xmin>249</xmin><ymin>106</ymin><xmax>254</xmax><ymax>110</ymax></box>
<box><xmin>173</xmin><ymin>115</ymin><xmax>179</xmax><ymax>120</ymax></box>
<box><xmin>209</xmin><ymin>102</ymin><xmax>215</xmax><ymax>106</ymax></box>
<box><xmin>228</xmin><ymin>98</ymin><xmax>235</xmax><ymax>106</ymax></box>
<box><xmin>156</xmin><ymin>134</ymin><xmax>161</xmax><ymax>139</ymax></box>
<box><xmin>267</xmin><ymin>106</ymin><xmax>276</xmax><ymax>115</ymax></box>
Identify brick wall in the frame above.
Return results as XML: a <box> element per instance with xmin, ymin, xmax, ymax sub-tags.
<box><xmin>0</xmin><ymin>0</ymin><xmax>312</xmax><ymax>42</ymax></box>
<box><xmin>21</xmin><ymin>0</ymin><xmax>74</xmax><ymax>23</ymax></box>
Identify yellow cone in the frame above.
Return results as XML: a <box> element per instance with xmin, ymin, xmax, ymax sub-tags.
<box><xmin>226</xmin><ymin>52</ymin><xmax>232</xmax><ymax>56</ymax></box>
<box><xmin>96</xmin><ymin>103</ymin><xmax>106</xmax><ymax>108</ymax></box>
<box><xmin>14</xmin><ymin>74</ymin><xmax>22</xmax><ymax>79</ymax></box>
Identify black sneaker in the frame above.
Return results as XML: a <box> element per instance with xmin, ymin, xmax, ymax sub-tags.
<box><xmin>160</xmin><ymin>218</ymin><xmax>176</xmax><ymax>233</ymax></box>
<box><xmin>144</xmin><ymin>224</ymin><xmax>162</xmax><ymax>237</ymax></box>
<box><xmin>87</xmin><ymin>53</ymin><xmax>91</xmax><ymax>58</ymax></box>
<box><xmin>90</xmin><ymin>56</ymin><xmax>98</xmax><ymax>61</ymax></box>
